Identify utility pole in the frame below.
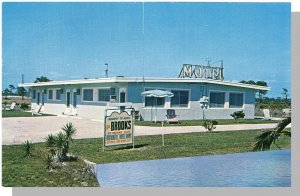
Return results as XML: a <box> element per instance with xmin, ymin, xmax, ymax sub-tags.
<box><xmin>22</xmin><ymin>74</ymin><xmax>24</xmax><ymax>84</ymax></box>
<box><xmin>105</xmin><ymin>63</ymin><xmax>108</xmax><ymax>78</ymax></box>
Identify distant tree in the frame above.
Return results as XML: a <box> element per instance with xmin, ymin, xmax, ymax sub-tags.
<box><xmin>240</xmin><ymin>80</ymin><xmax>268</xmax><ymax>101</ymax></box>
<box><xmin>8</xmin><ymin>84</ymin><xmax>16</xmax><ymax>95</ymax></box>
<box><xmin>256</xmin><ymin>81</ymin><xmax>268</xmax><ymax>101</ymax></box>
<box><xmin>34</xmin><ymin>76</ymin><xmax>51</xmax><ymax>83</ymax></box>
<box><xmin>17</xmin><ymin>87</ymin><xmax>27</xmax><ymax>100</ymax></box>
<box><xmin>282</xmin><ymin>88</ymin><xmax>289</xmax><ymax>102</ymax></box>
<box><xmin>240</xmin><ymin>80</ymin><xmax>257</xmax><ymax>85</ymax></box>
<box><xmin>2</xmin><ymin>88</ymin><xmax>10</xmax><ymax>98</ymax></box>
<box><xmin>247</xmin><ymin>80</ymin><xmax>257</xmax><ymax>85</ymax></box>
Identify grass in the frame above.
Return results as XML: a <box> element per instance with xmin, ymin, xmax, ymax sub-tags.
<box><xmin>2</xmin><ymin>129</ymin><xmax>290</xmax><ymax>186</ymax></box>
<box><xmin>2</xmin><ymin>110</ymin><xmax>55</xmax><ymax>118</ymax></box>
<box><xmin>70</xmin><ymin>129</ymin><xmax>290</xmax><ymax>164</ymax></box>
<box><xmin>135</xmin><ymin>119</ymin><xmax>279</xmax><ymax>127</ymax></box>
<box><xmin>2</xmin><ymin>144</ymin><xmax>99</xmax><ymax>187</ymax></box>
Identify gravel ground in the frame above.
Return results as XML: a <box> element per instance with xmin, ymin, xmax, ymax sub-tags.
<box><xmin>2</xmin><ymin>115</ymin><xmax>289</xmax><ymax>145</ymax></box>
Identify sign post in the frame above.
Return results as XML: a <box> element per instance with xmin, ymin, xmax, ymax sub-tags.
<box><xmin>161</xmin><ymin>121</ymin><xmax>164</xmax><ymax>146</ymax></box>
<box><xmin>103</xmin><ymin>108</ymin><xmax>134</xmax><ymax>151</ymax></box>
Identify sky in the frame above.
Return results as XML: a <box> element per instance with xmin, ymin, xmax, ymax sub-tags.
<box><xmin>2</xmin><ymin>2</ymin><xmax>291</xmax><ymax>98</ymax></box>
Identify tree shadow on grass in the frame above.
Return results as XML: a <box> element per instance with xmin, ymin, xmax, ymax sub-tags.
<box><xmin>112</xmin><ymin>144</ymin><xmax>149</xmax><ymax>151</ymax></box>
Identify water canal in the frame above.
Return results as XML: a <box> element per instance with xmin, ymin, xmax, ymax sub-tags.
<box><xmin>97</xmin><ymin>149</ymin><xmax>291</xmax><ymax>187</ymax></box>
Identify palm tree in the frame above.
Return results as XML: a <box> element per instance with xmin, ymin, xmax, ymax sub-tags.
<box><xmin>17</xmin><ymin>87</ymin><xmax>27</xmax><ymax>100</ymax></box>
<box><xmin>9</xmin><ymin>84</ymin><xmax>16</xmax><ymax>95</ymax></box>
<box><xmin>61</xmin><ymin>122</ymin><xmax>76</xmax><ymax>155</ymax></box>
<box><xmin>282</xmin><ymin>88</ymin><xmax>289</xmax><ymax>102</ymax></box>
<box><xmin>55</xmin><ymin>132</ymin><xmax>67</xmax><ymax>159</ymax></box>
<box><xmin>253</xmin><ymin>117</ymin><xmax>291</xmax><ymax>151</ymax></box>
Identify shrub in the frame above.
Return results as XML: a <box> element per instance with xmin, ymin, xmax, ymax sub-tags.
<box><xmin>20</xmin><ymin>103</ymin><xmax>30</xmax><ymax>110</ymax></box>
<box><xmin>23</xmin><ymin>140</ymin><xmax>33</xmax><ymax>158</ymax></box>
<box><xmin>45</xmin><ymin>154</ymin><xmax>54</xmax><ymax>170</ymax></box>
<box><xmin>230</xmin><ymin>111</ymin><xmax>245</xmax><ymax>120</ymax></box>
<box><xmin>45</xmin><ymin>123</ymin><xmax>77</xmax><ymax>162</ymax></box>
<box><xmin>203</xmin><ymin>120</ymin><xmax>217</xmax><ymax>133</ymax></box>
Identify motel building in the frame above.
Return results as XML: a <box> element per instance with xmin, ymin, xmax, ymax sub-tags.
<box><xmin>19</xmin><ymin>64</ymin><xmax>270</xmax><ymax>121</ymax></box>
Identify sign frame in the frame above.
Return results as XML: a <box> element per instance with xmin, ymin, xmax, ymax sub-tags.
<box><xmin>103</xmin><ymin>107</ymin><xmax>135</xmax><ymax>151</ymax></box>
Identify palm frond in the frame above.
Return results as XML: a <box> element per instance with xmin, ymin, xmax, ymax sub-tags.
<box><xmin>253</xmin><ymin>117</ymin><xmax>291</xmax><ymax>151</ymax></box>
<box><xmin>62</xmin><ymin>122</ymin><xmax>76</xmax><ymax>141</ymax></box>
<box><xmin>45</xmin><ymin>134</ymin><xmax>56</xmax><ymax>147</ymax></box>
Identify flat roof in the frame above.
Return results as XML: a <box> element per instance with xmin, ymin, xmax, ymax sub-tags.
<box><xmin>18</xmin><ymin>77</ymin><xmax>270</xmax><ymax>91</ymax></box>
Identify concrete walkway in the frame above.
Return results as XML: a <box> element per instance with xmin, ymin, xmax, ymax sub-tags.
<box><xmin>1</xmin><ymin>116</ymin><xmax>290</xmax><ymax>145</ymax></box>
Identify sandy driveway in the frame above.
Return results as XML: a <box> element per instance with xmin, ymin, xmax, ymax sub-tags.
<box><xmin>2</xmin><ymin>116</ymin><xmax>284</xmax><ymax>145</ymax></box>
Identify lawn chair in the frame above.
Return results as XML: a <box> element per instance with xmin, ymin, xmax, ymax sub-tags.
<box><xmin>282</xmin><ymin>108</ymin><xmax>291</xmax><ymax>117</ymax></box>
<box><xmin>263</xmin><ymin>109</ymin><xmax>272</xmax><ymax>120</ymax></box>
<box><xmin>32</xmin><ymin>105</ymin><xmax>42</xmax><ymax>116</ymax></box>
<box><xmin>166</xmin><ymin>109</ymin><xmax>179</xmax><ymax>123</ymax></box>
<box><xmin>5</xmin><ymin>102</ymin><xmax>16</xmax><ymax>111</ymax></box>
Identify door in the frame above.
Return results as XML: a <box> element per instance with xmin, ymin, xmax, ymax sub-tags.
<box><xmin>66</xmin><ymin>92</ymin><xmax>71</xmax><ymax>107</ymax></box>
<box><xmin>120</xmin><ymin>92</ymin><xmax>126</xmax><ymax>103</ymax></box>
<box><xmin>120</xmin><ymin>92</ymin><xmax>126</xmax><ymax>111</ymax></box>
<box><xmin>73</xmin><ymin>92</ymin><xmax>77</xmax><ymax>108</ymax></box>
<box><xmin>37</xmin><ymin>92</ymin><xmax>40</xmax><ymax>105</ymax></box>
<box><xmin>42</xmin><ymin>92</ymin><xmax>45</xmax><ymax>106</ymax></box>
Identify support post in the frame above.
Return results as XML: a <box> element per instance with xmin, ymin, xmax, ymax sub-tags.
<box><xmin>162</xmin><ymin>121</ymin><xmax>164</xmax><ymax>146</ymax></box>
<box><xmin>103</xmin><ymin>109</ymin><xmax>106</xmax><ymax>152</ymax></box>
<box><xmin>132</xmin><ymin>109</ymin><xmax>135</xmax><ymax>150</ymax></box>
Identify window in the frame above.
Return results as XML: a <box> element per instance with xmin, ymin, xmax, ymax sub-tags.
<box><xmin>229</xmin><ymin>93</ymin><xmax>243</xmax><ymax>108</ymax></box>
<box><xmin>32</xmin><ymin>90</ymin><xmax>36</xmax><ymax>99</ymax></box>
<box><xmin>83</xmin><ymin>89</ymin><xmax>93</xmax><ymax>101</ymax></box>
<box><xmin>145</xmin><ymin>97</ymin><xmax>165</xmax><ymax>107</ymax></box>
<box><xmin>48</xmin><ymin>90</ymin><xmax>53</xmax><ymax>100</ymax></box>
<box><xmin>144</xmin><ymin>88</ymin><xmax>165</xmax><ymax>107</ymax></box>
<box><xmin>98</xmin><ymin>89</ymin><xmax>110</xmax><ymax>102</ymax></box>
<box><xmin>110</xmin><ymin>88</ymin><xmax>116</xmax><ymax>95</ymax></box>
<box><xmin>171</xmin><ymin>90</ymin><xmax>189</xmax><ymax>107</ymax></box>
<box><xmin>209</xmin><ymin>92</ymin><xmax>225</xmax><ymax>108</ymax></box>
<box><xmin>56</xmin><ymin>89</ymin><xmax>61</xmax><ymax>100</ymax></box>
<box><xmin>76</xmin><ymin>89</ymin><xmax>81</xmax><ymax>95</ymax></box>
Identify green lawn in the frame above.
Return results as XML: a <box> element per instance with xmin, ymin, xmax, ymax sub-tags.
<box><xmin>2</xmin><ymin>145</ymin><xmax>99</xmax><ymax>187</ymax></box>
<box><xmin>135</xmin><ymin>119</ymin><xmax>279</xmax><ymax>127</ymax></box>
<box><xmin>2</xmin><ymin>110</ymin><xmax>55</xmax><ymax>118</ymax></box>
<box><xmin>2</xmin><ymin>129</ymin><xmax>290</xmax><ymax>187</ymax></box>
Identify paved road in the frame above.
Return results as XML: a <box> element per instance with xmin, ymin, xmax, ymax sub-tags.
<box><xmin>2</xmin><ymin>116</ymin><xmax>289</xmax><ymax>145</ymax></box>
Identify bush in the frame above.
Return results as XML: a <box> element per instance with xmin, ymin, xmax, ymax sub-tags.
<box><xmin>23</xmin><ymin>140</ymin><xmax>33</xmax><ymax>158</ymax></box>
<box><xmin>20</xmin><ymin>103</ymin><xmax>30</xmax><ymax>110</ymax></box>
<box><xmin>230</xmin><ymin>111</ymin><xmax>245</xmax><ymax>120</ymax></box>
<box><xmin>203</xmin><ymin>120</ymin><xmax>217</xmax><ymax>133</ymax></box>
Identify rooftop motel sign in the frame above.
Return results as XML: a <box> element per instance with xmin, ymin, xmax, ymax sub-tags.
<box><xmin>178</xmin><ymin>64</ymin><xmax>224</xmax><ymax>80</ymax></box>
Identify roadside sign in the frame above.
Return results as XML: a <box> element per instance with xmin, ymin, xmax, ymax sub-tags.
<box><xmin>104</xmin><ymin>110</ymin><xmax>134</xmax><ymax>147</ymax></box>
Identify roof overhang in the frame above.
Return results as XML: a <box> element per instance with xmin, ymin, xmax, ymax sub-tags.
<box><xmin>18</xmin><ymin>77</ymin><xmax>270</xmax><ymax>91</ymax></box>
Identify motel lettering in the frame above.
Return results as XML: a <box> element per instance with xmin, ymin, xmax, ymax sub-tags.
<box><xmin>179</xmin><ymin>64</ymin><xmax>224</xmax><ymax>80</ymax></box>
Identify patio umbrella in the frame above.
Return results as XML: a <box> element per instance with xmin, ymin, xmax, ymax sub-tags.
<box><xmin>141</xmin><ymin>90</ymin><xmax>174</xmax><ymax>123</ymax></box>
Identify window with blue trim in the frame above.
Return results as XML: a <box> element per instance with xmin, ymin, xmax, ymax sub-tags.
<box><xmin>209</xmin><ymin>92</ymin><xmax>225</xmax><ymax>108</ymax></box>
<box><xmin>229</xmin><ymin>93</ymin><xmax>243</xmax><ymax>108</ymax></box>
<box><xmin>83</xmin><ymin>89</ymin><xmax>93</xmax><ymax>101</ymax></box>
